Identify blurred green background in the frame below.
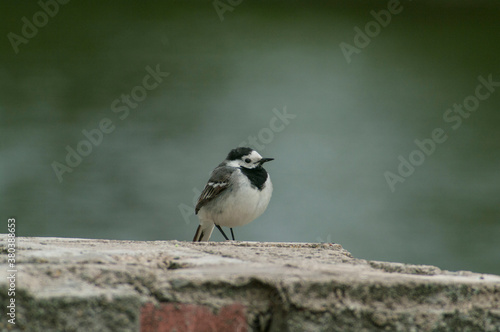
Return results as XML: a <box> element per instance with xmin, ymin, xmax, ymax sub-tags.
<box><xmin>1</xmin><ymin>1</ymin><xmax>499</xmax><ymax>275</ymax></box>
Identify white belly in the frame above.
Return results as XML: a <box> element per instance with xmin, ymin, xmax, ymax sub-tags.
<box><xmin>199</xmin><ymin>174</ymin><xmax>273</xmax><ymax>228</ymax></box>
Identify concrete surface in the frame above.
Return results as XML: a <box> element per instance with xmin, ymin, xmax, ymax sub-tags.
<box><xmin>0</xmin><ymin>236</ymin><xmax>499</xmax><ymax>331</ymax></box>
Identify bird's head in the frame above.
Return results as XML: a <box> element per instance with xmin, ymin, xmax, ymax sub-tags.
<box><xmin>225</xmin><ymin>147</ymin><xmax>274</xmax><ymax>169</ymax></box>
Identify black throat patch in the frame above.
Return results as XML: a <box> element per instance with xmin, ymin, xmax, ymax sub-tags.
<box><xmin>240</xmin><ymin>166</ymin><xmax>268</xmax><ymax>190</ymax></box>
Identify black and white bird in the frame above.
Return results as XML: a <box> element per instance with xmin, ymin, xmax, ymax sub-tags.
<box><xmin>193</xmin><ymin>147</ymin><xmax>274</xmax><ymax>242</ymax></box>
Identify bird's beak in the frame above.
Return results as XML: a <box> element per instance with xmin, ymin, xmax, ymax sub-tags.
<box><xmin>259</xmin><ymin>158</ymin><xmax>274</xmax><ymax>165</ymax></box>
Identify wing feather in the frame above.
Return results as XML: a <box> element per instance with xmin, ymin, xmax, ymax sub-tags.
<box><xmin>195</xmin><ymin>166</ymin><xmax>234</xmax><ymax>214</ymax></box>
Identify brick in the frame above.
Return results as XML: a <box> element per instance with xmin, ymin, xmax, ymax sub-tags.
<box><xmin>140</xmin><ymin>302</ymin><xmax>247</xmax><ymax>332</ymax></box>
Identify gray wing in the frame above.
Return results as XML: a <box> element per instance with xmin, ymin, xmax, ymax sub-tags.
<box><xmin>195</xmin><ymin>166</ymin><xmax>235</xmax><ymax>214</ymax></box>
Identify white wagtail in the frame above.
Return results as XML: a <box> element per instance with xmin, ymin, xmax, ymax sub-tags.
<box><xmin>193</xmin><ymin>147</ymin><xmax>274</xmax><ymax>242</ymax></box>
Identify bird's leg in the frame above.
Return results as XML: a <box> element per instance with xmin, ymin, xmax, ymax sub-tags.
<box><xmin>215</xmin><ymin>225</ymin><xmax>229</xmax><ymax>241</ymax></box>
<box><xmin>230</xmin><ymin>228</ymin><xmax>235</xmax><ymax>241</ymax></box>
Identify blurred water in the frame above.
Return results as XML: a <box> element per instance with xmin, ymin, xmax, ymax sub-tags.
<box><xmin>1</xmin><ymin>1</ymin><xmax>499</xmax><ymax>274</ymax></box>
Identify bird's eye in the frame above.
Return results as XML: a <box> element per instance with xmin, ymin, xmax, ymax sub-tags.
<box><xmin>245</xmin><ymin>158</ymin><xmax>251</xmax><ymax>163</ymax></box>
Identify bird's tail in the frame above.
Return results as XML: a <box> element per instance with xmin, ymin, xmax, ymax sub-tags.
<box><xmin>193</xmin><ymin>222</ymin><xmax>214</xmax><ymax>242</ymax></box>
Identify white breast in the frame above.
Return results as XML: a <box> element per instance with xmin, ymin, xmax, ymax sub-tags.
<box><xmin>199</xmin><ymin>170</ymin><xmax>273</xmax><ymax>228</ymax></box>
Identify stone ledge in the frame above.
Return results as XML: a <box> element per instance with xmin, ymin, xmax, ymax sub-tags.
<box><xmin>1</xmin><ymin>236</ymin><xmax>499</xmax><ymax>331</ymax></box>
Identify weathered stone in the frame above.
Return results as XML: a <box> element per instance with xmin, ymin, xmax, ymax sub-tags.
<box><xmin>0</xmin><ymin>237</ymin><xmax>499</xmax><ymax>331</ymax></box>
